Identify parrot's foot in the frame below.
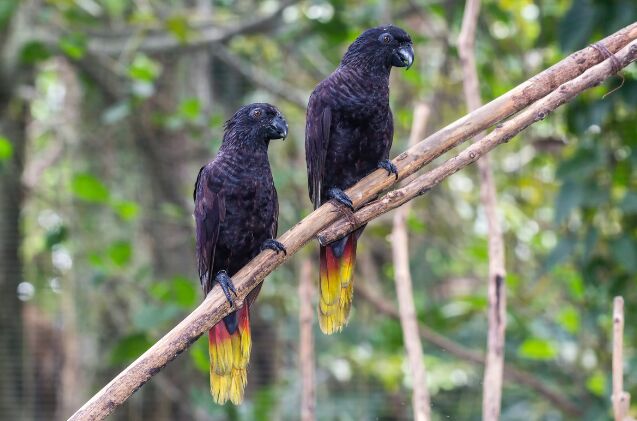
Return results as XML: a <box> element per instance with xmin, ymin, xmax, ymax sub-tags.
<box><xmin>378</xmin><ymin>159</ymin><xmax>398</xmax><ymax>180</ymax></box>
<box><xmin>261</xmin><ymin>239</ymin><xmax>287</xmax><ymax>255</ymax></box>
<box><xmin>327</xmin><ymin>187</ymin><xmax>354</xmax><ymax>211</ymax></box>
<box><xmin>215</xmin><ymin>270</ymin><xmax>237</xmax><ymax>307</ymax></box>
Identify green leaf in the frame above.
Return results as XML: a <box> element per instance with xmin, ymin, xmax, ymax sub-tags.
<box><xmin>108</xmin><ymin>240</ymin><xmax>132</xmax><ymax>267</ymax></box>
<box><xmin>71</xmin><ymin>173</ymin><xmax>110</xmax><ymax>203</ymax></box>
<box><xmin>128</xmin><ymin>54</ymin><xmax>161</xmax><ymax>82</ymax></box>
<box><xmin>0</xmin><ymin>136</ymin><xmax>13</xmax><ymax>161</ymax></box>
<box><xmin>586</xmin><ymin>371</ymin><xmax>606</xmax><ymax>397</ymax></box>
<box><xmin>557</xmin><ymin>306</ymin><xmax>580</xmax><ymax>334</ymax></box>
<box><xmin>110</xmin><ymin>333</ymin><xmax>152</xmax><ymax>364</ymax></box>
<box><xmin>20</xmin><ymin>41</ymin><xmax>51</xmax><ymax>65</ymax></box>
<box><xmin>545</xmin><ymin>235</ymin><xmax>576</xmax><ymax>270</ymax></box>
<box><xmin>59</xmin><ymin>33</ymin><xmax>87</xmax><ymax>59</ymax></box>
<box><xmin>165</xmin><ymin>14</ymin><xmax>190</xmax><ymax>42</ymax></box>
<box><xmin>45</xmin><ymin>225</ymin><xmax>68</xmax><ymax>249</ymax></box>
<box><xmin>518</xmin><ymin>338</ymin><xmax>557</xmax><ymax>360</ymax></box>
<box><xmin>179</xmin><ymin>98</ymin><xmax>201</xmax><ymax>121</ymax></box>
<box><xmin>113</xmin><ymin>201</ymin><xmax>139</xmax><ymax>221</ymax></box>
<box><xmin>190</xmin><ymin>337</ymin><xmax>209</xmax><ymax>373</ymax></box>
<box><xmin>103</xmin><ymin>0</ymin><xmax>127</xmax><ymax>18</ymax></box>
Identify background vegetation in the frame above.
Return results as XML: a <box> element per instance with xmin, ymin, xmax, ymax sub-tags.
<box><xmin>1</xmin><ymin>0</ymin><xmax>636</xmax><ymax>419</ymax></box>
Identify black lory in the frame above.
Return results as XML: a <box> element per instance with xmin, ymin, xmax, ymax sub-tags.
<box><xmin>305</xmin><ymin>25</ymin><xmax>414</xmax><ymax>334</ymax></box>
<box><xmin>194</xmin><ymin>103</ymin><xmax>288</xmax><ymax>404</ymax></box>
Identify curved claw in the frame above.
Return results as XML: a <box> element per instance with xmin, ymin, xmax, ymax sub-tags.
<box><xmin>215</xmin><ymin>270</ymin><xmax>237</xmax><ymax>307</ymax></box>
<box><xmin>378</xmin><ymin>159</ymin><xmax>399</xmax><ymax>180</ymax></box>
<box><xmin>262</xmin><ymin>239</ymin><xmax>287</xmax><ymax>255</ymax></box>
<box><xmin>327</xmin><ymin>187</ymin><xmax>354</xmax><ymax>211</ymax></box>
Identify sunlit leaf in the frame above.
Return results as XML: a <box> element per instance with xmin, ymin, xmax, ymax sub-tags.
<box><xmin>557</xmin><ymin>306</ymin><xmax>580</xmax><ymax>334</ymax></box>
<box><xmin>0</xmin><ymin>136</ymin><xmax>13</xmax><ymax>161</ymax></box>
<box><xmin>518</xmin><ymin>338</ymin><xmax>557</xmax><ymax>360</ymax></box>
<box><xmin>108</xmin><ymin>240</ymin><xmax>132</xmax><ymax>267</ymax></box>
<box><xmin>179</xmin><ymin>98</ymin><xmax>201</xmax><ymax>121</ymax></box>
<box><xmin>165</xmin><ymin>14</ymin><xmax>190</xmax><ymax>42</ymax></box>
<box><xmin>71</xmin><ymin>173</ymin><xmax>110</xmax><ymax>203</ymax></box>
<box><xmin>59</xmin><ymin>33</ymin><xmax>87</xmax><ymax>59</ymax></box>
<box><xmin>128</xmin><ymin>54</ymin><xmax>161</xmax><ymax>82</ymax></box>
<box><xmin>113</xmin><ymin>200</ymin><xmax>139</xmax><ymax>221</ymax></box>
<box><xmin>586</xmin><ymin>371</ymin><xmax>606</xmax><ymax>397</ymax></box>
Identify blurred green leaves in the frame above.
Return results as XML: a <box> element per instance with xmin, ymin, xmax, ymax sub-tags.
<box><xmin>110</xmin><ymin>333</ymin><xmax>152</xmax><ymax>364</ymax></box>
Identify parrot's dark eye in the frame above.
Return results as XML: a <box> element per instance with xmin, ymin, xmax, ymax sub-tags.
<box><xmin>379</xmin><ymin>33</ymin><xmax>393</xmax><ymax>44</ymax></box>
<box><xmin>250</xmin><ymin>109</ymin><xmax>263</xmax><ymax>119</ymax></box>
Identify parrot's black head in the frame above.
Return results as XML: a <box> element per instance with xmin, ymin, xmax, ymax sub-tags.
<box><xmin>223</xmin><ymin>103</ymin><xmax>288</xmax><ymax>149</ymax></box>
<box><xmin>341</xmin><ymin>25</ymin><xmax>414</xmax><ymax>72</ymax></box>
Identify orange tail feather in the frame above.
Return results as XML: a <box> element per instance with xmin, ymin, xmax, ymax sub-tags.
<box><xmin>318</xmin><ymin>233</ymin><xmax>357</xmax><ymax>334</ymax></box>
<box><xmin>208</xmin><ymin>305</ymin><xmax>251</xmax><ymax>404</ymax></box>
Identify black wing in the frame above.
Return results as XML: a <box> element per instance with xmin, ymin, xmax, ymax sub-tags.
<box><xmin>194</xmin><ymin>165</ymin><xmax>226</xmax><ymax>294</ymax></box>
<box><xmin>305</xmin><ymin>91</ymin><xmax>332</xmax><ymax>209</ymax></box>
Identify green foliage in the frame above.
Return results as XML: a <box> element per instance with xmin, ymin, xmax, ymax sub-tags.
<box><xmin>71</xmin><ymin>173</ymin><xmax>110</xmax><ymax>203</ymax></box>
<box><xmin>0</xmin><ymin>136</ymin><xmax>12</xmax><ymax>161</ymax></box>
<box><xmin>518</xmin><ymin>338</ymin><xmax>557</xmax><ymax>361</ymax></box>
<box><xmin>110</xmin><ymin>333</ymin><xmax>152</xmax><ymax>364</ymax></box>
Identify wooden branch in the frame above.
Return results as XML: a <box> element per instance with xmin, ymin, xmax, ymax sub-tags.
<box><xmin>69</xmin><ymin>24</ymin><xmax>637</xmax><ymax>420</ymax></box>
<box><xmin>391</xmin><ymin>104</ymin><xmax>431</xmax><ymax>421</ymax></box>
<box><xmin>612</xmin><ymin>297</ymin><xmax>634</xmax><ymax>421</ymax></box>
<box><xmin>85</xmin><ymin>0</ymin><xmax>300</xmax><ymax>55</ymax></box>
<box><xmin>318</xmin><ymin>31</ymin><xmax>637</xmax><ymax>245</ymax></box>
<box><xmin>298</xmin><ymin>258</ymin><xmax>315</xmax><ymax>421</ymax></box>
<box><xmin>356</xmin><ymin>283</ymin><xmax>582</xmax><ymax>416</ymax></box>
<box><xmin>458</xmin><ymin>1</ymin><xmax>507</xmax><ymax>419</ymax></box>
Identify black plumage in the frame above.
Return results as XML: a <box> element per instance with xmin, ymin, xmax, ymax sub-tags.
<box><xmin>193</xmin><ymin>103</ymin><xmax>287</xmax><ymax>404</ymax></box>
<box><xmin>305</xmin><ymin>25</ymin><xmax>414</xmax><ymax>334</ymax></box>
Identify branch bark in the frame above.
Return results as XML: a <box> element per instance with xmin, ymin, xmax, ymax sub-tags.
<box><xmin>612</xmin><ymin>296</ymin><xmax>634</xmax><ymax>421</ymax></box>
<box><xmin>391</xmin><ymin>103</ymin><xmax>431</xmax><ymax>421</ymax></box>
<box><xmin>68</xmin><ymin>24</ymin><xmax>637</xmax><ymax>421</ymax></box>
<box><xmin>356</xmin><ymin>283</ymin><xmax>582</xmax><ymax>417</ymax></box>
<box><xmin>298</xmin><ymin>258</ymin><xmax>315</xmax><ymax>421</ymax></box>
<box><xmin>458</xmin><ymin>1</ymin><xmax>507</xmax><ymax>419</ymax></box>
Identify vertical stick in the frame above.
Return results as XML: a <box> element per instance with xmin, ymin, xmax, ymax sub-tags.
<box><xmin>299</xmin><ymin>258</ymin><xmax>316</xmax><ymax>421</ymax></box>
<box><xmin>612</xmin><ymin>297</ymin><xmax>632</xmax><ymax>421</ymax></box>
<box><xmin>458</xmin><ymin>1</ymin><xmax>507</xmax><ymax>419</ymax></box>
<box><xmin>392</xmin><ymin>103</ymin><xmax>431</xmax><ymax>421</ymax></box>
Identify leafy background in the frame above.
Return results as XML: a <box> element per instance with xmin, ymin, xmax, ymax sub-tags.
<box><xmin>0</xmin><ymin>0</ymin><xmax>636</xmax><ymax>420</ymax></box>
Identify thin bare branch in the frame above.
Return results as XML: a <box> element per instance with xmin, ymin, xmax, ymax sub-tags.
<box><xmin>68</xmin><ymin>26</ymin><xmax>637</xmax><ymax>421</ymax></box>
<box><xmin>458</xmin><ymin>0</ymin><xmax>507</xmax><ymax>419</ymax></box>
<box><xmin>612</xmin><ymin>297</ymin><xmax>634</xmax><ymax>421</ymax></box>
<box><xmin>299</xmin><ymin>258</ymin><xmax>315</xmax><ymax>421</ymax></box>
<box><xmin>391</xmin><ymin>103</ymin><xmax>431</xmax><ymax>421</ymax></box>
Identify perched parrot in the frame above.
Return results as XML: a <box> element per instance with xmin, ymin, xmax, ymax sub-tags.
<box><xmin>305</xmin><ymin>25</ymin><xmax>414</xmax><ymax>334</ymax></box>
<box><xmin>194</xmin><ymin>103</ymin><xmax>288</xmax><ymax>404</ymax></box>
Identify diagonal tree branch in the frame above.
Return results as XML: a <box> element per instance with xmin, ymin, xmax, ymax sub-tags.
<box><xmin>68</xmin><ymin>25</ymin><xmax>637</xmax><ymax>421</ymax></box>
<box><xmin>458</xmin><ymin>1</ymin><xmax>507</xmax><ymax>419</ymax></box>
<box><xmin>356</xmin><ymin>283</ymin><xmax>582</xmax><ymax>417</ymax></box>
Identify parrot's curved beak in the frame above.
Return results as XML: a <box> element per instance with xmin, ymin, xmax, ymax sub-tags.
<box><xmin>393</xmin><ymin>44</ymin><xmax>415</xmax><ymax>70</ymax></box>
<box><xmin>266</xmin><ymin>115</ymin><xmax>288</xmax><ymax>140</ymax></box>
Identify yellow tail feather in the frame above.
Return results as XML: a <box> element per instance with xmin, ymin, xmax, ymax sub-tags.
<box><xmin>208</xmin><ymin>306</ymin><xmax>251</xmax><ymax>404</ymax></box>
<box><xmin>318</xmin><ymin>234</ymin><xmax>357</xmax><ymax>334</ymax></box>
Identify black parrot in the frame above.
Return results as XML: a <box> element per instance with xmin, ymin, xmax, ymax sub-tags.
<box><xmin>194</xmin><ymin>103</ymin><xmax>288</xmax><ymax>404</ymax></box>
<box><xmin>305</xmin><ymin>25</ymin><xmax>414</xmax><ymax>334</ymax></box>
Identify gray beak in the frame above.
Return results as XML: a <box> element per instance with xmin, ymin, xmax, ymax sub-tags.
<box><xmin>267</xmin><ymin>115</ymin><xmax>288</xmax><ymax>140</ymax></box>
<box><xmin>397</xmin><ymin>44</ymin><xmax>415</xmax><ymax>69</ymax></box>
